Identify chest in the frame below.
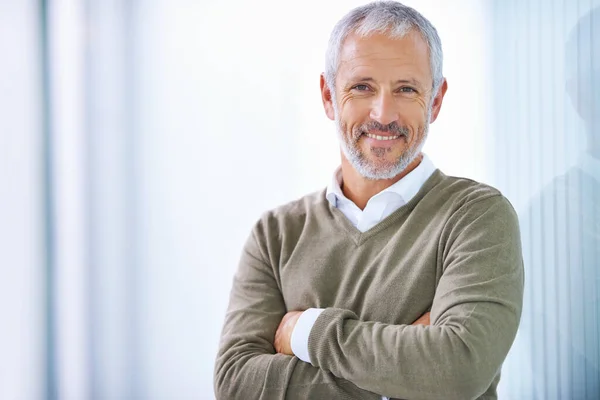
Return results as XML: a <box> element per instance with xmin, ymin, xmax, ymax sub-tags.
<box><xmin>278</xmin><ymin>227</ymin><xmax>442</xmax><ymax>325</ymax></box>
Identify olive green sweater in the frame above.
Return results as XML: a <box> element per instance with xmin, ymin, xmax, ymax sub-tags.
<box><xmin>214</xmin><ymin>170</ymin><xmax>524</xmax><ymax>400</ymax></box>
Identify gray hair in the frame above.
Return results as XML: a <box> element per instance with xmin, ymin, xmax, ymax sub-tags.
<box><xmin>325</xmin><ymin>1</ymin><xmax>444</xmax><ymax>96</ymax></box>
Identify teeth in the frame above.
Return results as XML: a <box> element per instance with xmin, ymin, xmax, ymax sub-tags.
<box><xmin>365</xmin><ymin>133</ymin><xmax>400</xmax><ymax>140</ymax></box>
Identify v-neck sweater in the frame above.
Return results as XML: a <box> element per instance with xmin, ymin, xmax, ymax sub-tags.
<box><xmin>215</xmin><ymin>169</ymin><xmax>524</xmax><ymax>400</ymax></box>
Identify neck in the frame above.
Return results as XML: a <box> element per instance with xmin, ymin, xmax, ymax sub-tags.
<box><xmin>340</xmin><ymin>153</ymin><xmax>423</xmax><ymax>210</ymax></box>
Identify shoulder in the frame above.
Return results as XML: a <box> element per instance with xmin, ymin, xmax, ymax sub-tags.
<box><xmin>434</xmin><ymin>173</ymin><xmax>510</xmax><ymax>212</ymax></box>
<box><xmin>426</xmin><ymin>174</ymin><xmax>518</xmax><ymax>239</ymax></box>
<box><xmin>252</xmin><ymin>189</ymin><xmax>327</xmax><ymax>238</ymax></box>
<box><xmin>432</xmin><ymin>176</ymin><xmax>521</xmax><ymax>260</ymax></box>
<box><xmin>266</xmin><ymin>189</ymin><xmax>326</xmax><ymax>219</ymax></box>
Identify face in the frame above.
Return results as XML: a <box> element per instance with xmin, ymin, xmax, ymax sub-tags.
<box><xmin>321</xmin><ymin>30</ymin><xmax>447</xmax><ymax>179</ymax></box>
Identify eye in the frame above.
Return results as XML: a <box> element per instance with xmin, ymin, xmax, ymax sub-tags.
<box><xmin>351</xmin><ymin>84</ymin><xmax>371</xmax><ymax>91</ymax></box>
<box><xmin>399</xmin><ymin>86</ymin><xmax>417</xmax><ymax>93</ymax></box>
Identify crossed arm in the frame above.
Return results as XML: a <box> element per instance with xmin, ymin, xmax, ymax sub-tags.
<box><xmin>274</xmin><ymin>310</ymin><xmax>430</xmax><ymax>356</ymax></box>
<box><xmin>214</xmin><ymin>197</ymin><xmax>524</xmax><ymax>400</ymax></box>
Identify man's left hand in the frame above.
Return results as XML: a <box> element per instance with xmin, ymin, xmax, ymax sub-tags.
<box><xmin>274</xmin><ymin>311</ymin><xmax>304</xmax><ymax>355</ymax></box>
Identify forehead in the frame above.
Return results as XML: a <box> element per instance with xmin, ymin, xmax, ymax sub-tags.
<box><xmin>337</xmin><ymin>30</ymin><xmax>432</xmax><ymax>84</ymax></box>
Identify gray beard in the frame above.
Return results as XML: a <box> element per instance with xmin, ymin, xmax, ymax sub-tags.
<box><xmin>335</xmin><ymin>108</ymin><xmax>431</xmax><ymax>180</ymax></box>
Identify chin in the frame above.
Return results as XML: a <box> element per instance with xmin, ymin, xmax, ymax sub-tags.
<box><xmin>368</xmin><ymin>158</ymin><xmax>400</xmax><ymax>170</ymax></box>
<box><xmin>356</xmin><ymin>161</ymin><xmax>404</xmax><ymax>180</ymax></box>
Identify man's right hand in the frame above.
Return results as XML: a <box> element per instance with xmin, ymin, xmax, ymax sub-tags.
<box><xmin>412</xmin><ymin>312</ymin><xmax>430</xmax><ymax>326</ymax></box>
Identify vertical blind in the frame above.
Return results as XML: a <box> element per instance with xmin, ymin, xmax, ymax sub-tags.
<box><xmin>493</xmin><ymin>1</ymin><xmax>600</xmax><ymax>398</ymax></box>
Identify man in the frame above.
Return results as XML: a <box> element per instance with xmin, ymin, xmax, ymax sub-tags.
<box><xmin>214</xmin><ymin>2</ymin><xmax>523</xmax><ymax>399</ymax></box>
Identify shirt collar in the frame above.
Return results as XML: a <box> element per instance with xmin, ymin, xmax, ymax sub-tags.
<box><xmin>326</xmin><ymin>154</ymin><xmax>436</xmax><ymax>207</ymax></box>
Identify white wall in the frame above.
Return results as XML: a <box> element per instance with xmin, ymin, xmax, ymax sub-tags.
<box><xmin>0</xmin><ymin>1</ymin><xmax>44</xmax><ymax>399</ymax></box>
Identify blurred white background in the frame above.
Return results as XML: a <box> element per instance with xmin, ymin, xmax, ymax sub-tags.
<box><xmin>1</xmin><ymin>0</ymin><xmax>598</xmax><ymax>399</ymax></box>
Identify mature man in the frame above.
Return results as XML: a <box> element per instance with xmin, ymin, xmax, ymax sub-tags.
<box><xmin>214</xmin><ymin>2</ymin><xmax>523</xmax><ymax>399</ymax></box>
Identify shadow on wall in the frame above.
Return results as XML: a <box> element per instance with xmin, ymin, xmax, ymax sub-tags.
<box><xmin>519</xmin><ymin>5</ymin><xmax>600</xmax><ymax>399</ymax></box>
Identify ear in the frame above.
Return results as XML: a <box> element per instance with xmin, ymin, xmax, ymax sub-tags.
<box><xmin>320</xmin><ymin>73</ymin><xmax>336</xmax><ymax>121</ymax></box>
<box><xmin>429</xmin><ymin>78</ymin><xmax>448</xmax><ymax>123</ymax></box>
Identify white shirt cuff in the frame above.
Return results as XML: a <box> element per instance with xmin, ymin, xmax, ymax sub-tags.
<box><xmin>290</xmin><ymin>308</ymin><xmax>324</xmax><ymax>364</ymax></box>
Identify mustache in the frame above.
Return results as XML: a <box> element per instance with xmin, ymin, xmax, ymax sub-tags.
<box><xmin>356</xmin><ymin>121</ymin><xmax>410</xmax><ymax>138</ymax></box>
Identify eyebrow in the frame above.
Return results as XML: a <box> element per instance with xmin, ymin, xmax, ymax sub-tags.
<box><xmin>348</xmin><ymin>76</ymin><xmax>423</xmax><ymax>87</ymax></box>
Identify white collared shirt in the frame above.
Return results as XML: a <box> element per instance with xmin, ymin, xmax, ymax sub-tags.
<box><xmin>290</xmin><ymin>154</ymin><xmax>436</xmax><ymax>400</ymax></box>
<box><xmin>325</xmin><ymin>154</ymin><xmax>436</xmax><ymax>232</ymax></box>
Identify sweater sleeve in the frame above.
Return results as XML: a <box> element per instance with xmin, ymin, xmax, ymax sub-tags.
<box><xmin>213</xmin><ymin>225</ymin><xmax>381</xmax><ymax>400</ymax></box>
<box><xmin>306</xmin><ymin>195</ymin><xmax>524</xmax><ymax>400</ymax></box>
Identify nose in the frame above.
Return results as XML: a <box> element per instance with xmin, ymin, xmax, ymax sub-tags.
<box><xmin>369</xmin><ymin>91</ymin><xmax>399</xmax><ymax>126</ymax></box>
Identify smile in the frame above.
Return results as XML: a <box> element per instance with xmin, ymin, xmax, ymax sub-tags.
<box><xmin>364</xmin><ymin>133</ymin><xmax>402</xmax><ymax>141</ymax></box>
